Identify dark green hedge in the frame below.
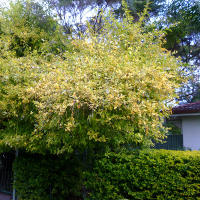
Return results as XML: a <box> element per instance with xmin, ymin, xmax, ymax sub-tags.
<box><xmin>13</xmin><ymin>153</ymin><xmax>83</xmax><ymax>200</ymax></box>
<box><xmin>84</xmin><ymin>150</ymin><xmax>200</xmax><ymax>200</ymax></box>
<box><xmin>13</xmin><ymin>150</ymin><xmax>200</xmax><ymax>200</ymax></box>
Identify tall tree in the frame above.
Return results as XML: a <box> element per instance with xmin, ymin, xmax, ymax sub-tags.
<box><xmin>0</xmin><ymin>1</ymin><xmax>182</xmax><ymax>154</ymax></box>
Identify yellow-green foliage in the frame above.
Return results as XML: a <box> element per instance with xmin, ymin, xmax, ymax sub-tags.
<box><xmin>0</xmin><ymin>0</ymin><xmax>66</xmax><ymax>57</ymax></box>
<box><xmin>84</xmin><ymin>150</ymin><xmax>200</xmax><ymax>200</ymax></box>
<box><xmin>0</xmin><ymin>1</ymin><xmax>182</xmax><ymax>154</ymax></box>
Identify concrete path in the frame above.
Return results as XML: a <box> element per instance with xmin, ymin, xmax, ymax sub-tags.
<box><xmin>0</xmin><ymin>193</ymin><xmax>11</xmax><ymax>200</ymax></box>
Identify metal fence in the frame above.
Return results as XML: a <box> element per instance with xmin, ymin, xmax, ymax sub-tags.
<box><xmin>0</xmin><ymin>152</ymin><xmax>15</xmax><ymax>194</ymax></box>
<box><xmin>153</xmin><ymin>135</ymin><xmax>183</xmax><ymax>150</ymax></box>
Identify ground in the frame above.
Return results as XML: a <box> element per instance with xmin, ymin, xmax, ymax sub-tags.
<box><xmin>0</xmin><ymin>193</ymin><xmax>11</xmax><ymax>200</ymax></box>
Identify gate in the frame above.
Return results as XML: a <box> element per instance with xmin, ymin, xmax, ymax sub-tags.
<box><xmin>0</xmin><ymin>152</ymin><xmax>15</xmax><ymax>194</ymax></box>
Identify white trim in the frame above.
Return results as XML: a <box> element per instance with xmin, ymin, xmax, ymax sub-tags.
<box><xmin>171</xmin><ymin>113</ymin><xmax>200</xmax><ymax>117</ymax></box>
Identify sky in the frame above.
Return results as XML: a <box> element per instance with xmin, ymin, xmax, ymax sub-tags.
<box><xmin>0</xmin><ymin>0</ymin><xmax>11</xmax><ymax>8</ymax></box>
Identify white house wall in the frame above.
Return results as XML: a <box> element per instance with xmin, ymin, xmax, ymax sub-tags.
<box><xmin>182</xmin><ymin>116</ymin><xmax>200</xmax><ymax>150</ymax></box>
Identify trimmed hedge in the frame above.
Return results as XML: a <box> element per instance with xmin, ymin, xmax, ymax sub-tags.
<box><xmin>84</xmin><ymin>150</ymin><xmax>200</xmax><ymax>200</ymax></box>
<box><xmin>13</xmin><ymin>153</ymin><xmax>83</xmax><ymax>200</ymax></box>
<box><xmin>13</xmin><ymin>150</ymin><xmax>200</xmax><ymax>200</ymax></box>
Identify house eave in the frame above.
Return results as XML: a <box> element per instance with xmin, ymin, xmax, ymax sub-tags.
<box><xmin>171</xmin><ymin>112</ymin><xmax>200</xmax><ymax>117</ymax></box>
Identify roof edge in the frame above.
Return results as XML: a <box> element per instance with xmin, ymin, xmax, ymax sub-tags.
<box><xmin>171</xmin><ymin>113</ymin><xmax>200</xmax><ymax>117</ymax></box>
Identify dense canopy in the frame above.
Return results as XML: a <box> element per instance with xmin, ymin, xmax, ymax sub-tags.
<box><xmin>0</xmin><ymin>0</ymin><xmax>182</xmax><ymax>155</ymax></box>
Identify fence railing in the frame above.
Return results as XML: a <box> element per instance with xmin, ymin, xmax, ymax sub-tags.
<box><xmin>153</xmin><ymin>135</ymin><xmax>183</xmax><ymax>150</ymax></box>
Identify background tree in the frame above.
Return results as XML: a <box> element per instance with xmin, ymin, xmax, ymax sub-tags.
<box><xmin>43</xmin><ymin>0</ymin><xmax>165</xmax><ymax>33</ymax></box>
<box><xmin>163</xmin><ymin>0</ymin><xmax>200</xmax><ymax>103</ymax></box>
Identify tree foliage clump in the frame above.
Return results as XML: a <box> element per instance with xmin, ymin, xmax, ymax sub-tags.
<box><xmin>0</xmin><ymin>1</ymin><xmax>182</xmax><ymax>155</ymax></box>
<box><xmin>0</xmin><ymin>0</ymin><xmax>66</xmax><ymax>57</ymax></box>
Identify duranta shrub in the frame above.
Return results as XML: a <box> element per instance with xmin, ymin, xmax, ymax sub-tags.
<box><xmin>84</xmin><ymin>150</ymin><xmax>200</xmax><ymax>200</ymax></box>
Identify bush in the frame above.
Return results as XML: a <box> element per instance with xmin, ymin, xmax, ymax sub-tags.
<box><xmin>84</xmin><ymin>150</ymin><xmax>200</xmax><ymax>200</ymax></box>
<box><xmin>0</xmin><ymin>1</ymin><xmax>182</xmax><ymax>155</ymax></box>
<box><xmin>13</xmin><ymin>153</ymin><xmax>83</xmax><ymax>200</ymax></box>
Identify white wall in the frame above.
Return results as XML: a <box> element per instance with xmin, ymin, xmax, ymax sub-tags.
<box><xmin>182</xmin><ymin>116</ymin><xmax>200</xmax><ymax>150</ymax></box>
